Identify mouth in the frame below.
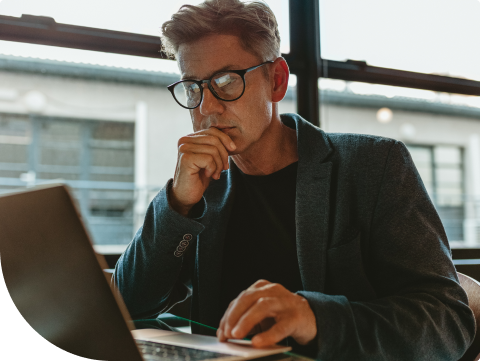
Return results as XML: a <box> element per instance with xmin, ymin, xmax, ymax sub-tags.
<box><xmin>211</xmin><ymin>126</ymin><xmax>235</xmax><ymax>134</ymax></box>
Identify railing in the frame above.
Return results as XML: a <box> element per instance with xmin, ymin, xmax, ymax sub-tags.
<box><xmin>2</xmin><ymin>178</ymin><xmax>480</xmax><ymax>249</ymax></box>
<box><xmin>0</xmin><ymin>177</ymin><xmax>150</xmax><ymax>248</ymax></box>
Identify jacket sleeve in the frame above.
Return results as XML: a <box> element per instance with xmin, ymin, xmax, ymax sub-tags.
<box><xmin>113</xmin><ymin>179</ymin><xmax>205</xmax><ymax>319</ymax></box>
<box><xmin>298</xmin><ymin>141</ymin><xmax>475</xmax><ymax>361</ymax></box>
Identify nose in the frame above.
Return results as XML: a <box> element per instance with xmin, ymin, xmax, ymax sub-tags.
<box><xmin>199</xmin><ymin>85</ymin><xmax>224</xmax><ymax>116</ymax></box>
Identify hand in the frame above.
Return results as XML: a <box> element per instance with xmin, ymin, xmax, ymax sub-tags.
<box><xmin>170</xmin><ymin>127</ymin><xmax>236</xmax><ymax>216</ymax></box>
<box><xmin>217</xmin><ymin>280</ymin><xmax>317</xmax><ymax>348</ymax></box>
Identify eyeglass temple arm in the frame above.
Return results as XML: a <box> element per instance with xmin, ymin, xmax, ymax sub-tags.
<box><xmin>245</xmin><ymin>60</ymin><xmax>274</xmax><ymax>73</ymax></box>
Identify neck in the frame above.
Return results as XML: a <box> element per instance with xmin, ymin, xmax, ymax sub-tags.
<box><xmin>231</xmin><ymin>113</ymin><xmax>298</xmax><ymax>175</ymax></box>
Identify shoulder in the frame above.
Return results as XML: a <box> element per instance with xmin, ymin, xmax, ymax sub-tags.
<box><xmin>317</xmin><ymin>132</ymin><xmax>415</xmax><ymax>183</ymax></box>
<box><xmin>325</xmin><ymin>132</ymin><xmax>408</xmax><ymax>164</ymax></box>
<box><xmin>326</xmin><ymin>132</ymin><xmax>398</xmax><ymax>153</ymax></box>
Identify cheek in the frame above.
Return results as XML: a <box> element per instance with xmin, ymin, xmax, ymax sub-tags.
<box><xmin>190</xmin><ymin>110</ymin><xmax>202</xmax><ymax>131</ymax></box>
<box><xmin>242</xmin><ymin>90</ymin><xmax>272</xmax><ymax>133</ymax></box>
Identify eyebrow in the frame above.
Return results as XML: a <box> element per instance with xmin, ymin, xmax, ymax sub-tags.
<box><xmin>181</xmin><ymin>64</ymin><xmax>241</xmax><ymax>81</ymax></box>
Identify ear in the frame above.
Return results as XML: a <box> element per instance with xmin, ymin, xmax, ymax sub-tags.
<box><xmin>271</xmin><ymin>57</ymin><xmax>290</xmax><ymax>103</ymax></box>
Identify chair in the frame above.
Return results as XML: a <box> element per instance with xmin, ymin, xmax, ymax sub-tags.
<box><xmin>458</xmin><ymin>272</ymin><xmax>480</xmax><ymax>361</ymax></box>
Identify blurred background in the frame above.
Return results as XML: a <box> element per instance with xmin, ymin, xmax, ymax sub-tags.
<box><xmin>0</xmin><ymin>0</ymin><xmax>479</xmax><ymax>253</ymax></box>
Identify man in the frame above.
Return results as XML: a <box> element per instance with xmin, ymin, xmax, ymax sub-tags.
<box><xmin>113</xmin><ymin>0</ymin><xmax>475</xmax><ymax>359</ymax></box>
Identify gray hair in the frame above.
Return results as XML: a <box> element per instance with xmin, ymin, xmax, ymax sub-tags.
<box><xmin>161</xmin><ymin>0</ymin><xmax>281</xmax><ymax>62</ymax></box>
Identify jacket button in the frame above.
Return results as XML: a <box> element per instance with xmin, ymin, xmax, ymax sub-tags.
<box><xmin>177</xmin><ymin>246</ymin><xmax>187</xmax><ymax>252</ymax></box>
<box><xmin>174</xmin><ymin>250</ymin><xmax>183</xmax><ymax>257</ymax></box>
<box><xmin>179</xmin><ymin>240</ymin><xmax>189</xmax><ymax>247</ymax></box>
<box><xmin>183</xmin><ymin>234</ymin><xmax>193</xmax><ymax>241</ymax></box>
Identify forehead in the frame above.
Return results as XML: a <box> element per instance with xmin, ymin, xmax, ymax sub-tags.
<box><xmin>177</xmin><ymin>34</ymin><xmax>260</xmax><ymax>79</ymax></box>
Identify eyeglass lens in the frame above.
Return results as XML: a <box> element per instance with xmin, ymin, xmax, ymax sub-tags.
<box><xmin>173</xmin><ymin>72</ymin><xmax>244</xmax><ymax>109</ymax></box>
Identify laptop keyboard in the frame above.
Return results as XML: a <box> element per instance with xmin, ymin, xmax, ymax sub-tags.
<box><xmin>136</xmin><ymin>340</ymin><xmax>236</xmax><ymax>361</ymax></box>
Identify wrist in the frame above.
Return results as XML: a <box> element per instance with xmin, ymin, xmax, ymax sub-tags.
<box><xmin>168</xmin><ymin>185</ymin><xmax>193</xmax><ymax>217</ymax></box>
<box><xmin>296</xmin><ymin>295</ymin><xmax>318</xmax><ymax>345</ymax></box>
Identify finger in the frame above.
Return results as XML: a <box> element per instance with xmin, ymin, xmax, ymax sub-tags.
<box><xmin>180</xmin><ymin>143</ymin><xmax>224</xmax><ymax>180</ymax></box>
<box><xmin>251</xmin><ymin>320</ymin><xmax>293</xmax><ymax>348</ymax></box>
<box><xmin>217</xmin><ymin>316</ymin><xmax>226</xmax><ymax>340</ymax></box>
<box><xmin>182</xmin><ymin>152</ymin><xmax>218</xmax><ymax>178</ymax></box>
<box><xmin>223</xmin><ymin>284</ymin><xmax>283</xmax><ymax>339</ymax></box>
<box><xmin>218</xmin><ymin>299</ymin><xmax>237</xmax><ymax>341</ymax></box>
<box><xmin>230</xmin><ymin>297</ymin><xmax>280</xmax><ymax>340</ymax></box>
<box><xmin>205</xmin><ymin>127</ymin><xmax>236</xmax><ymax>153</ymax></box>
<box><xmin>186</xmin><ymin>127</ymin><xmax>235</xmax><ymax>155</ymax></box>
<box><xmin>179</xmin><ymin>133</ymin><xmax>230</xmax><ymax>171</ymax></box>
<box><xmin>250</xmin><ymin>279</ymin><xmax>272</xmax><ymax>289</ymax></box>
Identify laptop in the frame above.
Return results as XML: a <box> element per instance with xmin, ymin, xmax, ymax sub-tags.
<box><xmin>0</xmin><ymin>184</ymin><xmax>291</xmax><ymax>361</ymax></box>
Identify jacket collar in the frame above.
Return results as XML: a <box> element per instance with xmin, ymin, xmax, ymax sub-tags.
<box><xmin>195</xmin><ymin>113</ymin><xmax>334</xmax><ymax>327</ymax></box>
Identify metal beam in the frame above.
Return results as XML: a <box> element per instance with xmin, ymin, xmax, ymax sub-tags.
<box><xmin>322</xmin><ymin>60</ymin><xmax>480</xmax><ymax>96</ymax></box>
<box><xmin>0</xmin><ymin>14</ymin><xmax>165</xmax><ymax>59</ymax></box>
<box><xmin>288</xmin><ymin>0</ymin><xmax>321</xmax><ymax>127</ymax></box>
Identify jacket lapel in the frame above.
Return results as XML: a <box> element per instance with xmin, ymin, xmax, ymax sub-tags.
<box><xmin>289</xmin><ymin>114</ymin><xmax>333</xmax><ymax>293</ymax></box>
<box><xmin>195</xmin><ymin>166</ymin><xmax>236</xmax><ymax>328</ymax></box>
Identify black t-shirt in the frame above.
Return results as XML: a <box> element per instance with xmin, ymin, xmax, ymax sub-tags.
<box><xmin>219</xmin><ymin>161</ymin><xmax>303</xmax><ymax>314</ymax></box>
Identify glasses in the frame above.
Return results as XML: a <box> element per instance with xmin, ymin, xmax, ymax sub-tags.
<box><xmin>167</xmin><ymin>61</ymin><xmax>274</xmax><ymax>109</ymax></box>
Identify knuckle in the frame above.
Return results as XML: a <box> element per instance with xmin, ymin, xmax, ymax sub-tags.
<box><xmin>204</xmin><ymin>134</ymin><xmax>217</xmax><ymax>143</ymax></box>
<box><xmin>178</xmin><ymin>143</ymin><xmax>188</xmax><ymax>153</ymax></box>
<box><xmin>258</xmin><ymin>296</ymin><xmax>269</xmax><ymax>304</ymax></box>
<box><xmin>255</xmin><ymin>279</ymin><xmax>269</xmax><ymax>287</ymax></box>
<box><xmin>257</xmin><ymin>297</ymin><xmax>272</xmax><ymax>308</ymax></box>
<box><xmin>177</xmin><ymin>136</ymin><xmax>189</xmax><ymax>147</ymax></box>
<box><xmin>271</xmin><ymin>283</ymin><xmax>283</xmax><ymax>291</ymax></box>
<box><xmin>238</xmin><ymin>290</ymin><xmax>249</xmax><ymax>301</ymax></box>
<box><xmin>181</xmin><ymin>152</ymin><xmax>192</xmax><ymax>163</ymax></box>
<box><xmin>239</xmin><ymin>289</ymin><xmax>255</xmax><ymax>303</ymax></box>
<box><xmin>208</xmin><ymin>134</ymin><xmax>224</xmax><ymax>147</ymax></box>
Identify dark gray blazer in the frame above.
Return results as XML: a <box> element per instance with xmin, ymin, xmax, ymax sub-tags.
<box><xmin>114</xmin><ymin>113</ymin><xmax>475</xmax><ymax>360</ymax></box>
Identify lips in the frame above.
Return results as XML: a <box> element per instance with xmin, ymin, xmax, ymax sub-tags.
<box><xmin>211</xmin><ymin>126</ymin><xmax>235</xmax><ymax>133</ymax></box>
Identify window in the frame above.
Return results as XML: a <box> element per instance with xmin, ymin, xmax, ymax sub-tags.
<box><xmin>0</xmin><ymin>113</ymin><xmax>135</xmax><ymax>245</ymax></box>
<box><xmin>319</xmin><ymin>0</ymin><xmax>480</xmax><ymax>82</ymax></box>
<box><xmin>408</xmin><ymin>145</ymin><xmax>465</xmax><ymax>243</ymax></box>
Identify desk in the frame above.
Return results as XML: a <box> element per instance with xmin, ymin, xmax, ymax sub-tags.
<box><xmin>133</xmin><ymin>314</ymin><xmax>316</xmax><ymax>361</ymax></box>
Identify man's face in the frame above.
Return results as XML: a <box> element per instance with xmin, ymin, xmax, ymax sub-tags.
<box><xmin>177</xmin><ymin>34</ymin><xmax>274</xmax><ymax>155</ymax></box>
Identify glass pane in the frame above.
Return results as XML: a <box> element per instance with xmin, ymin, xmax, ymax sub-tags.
<box><xmin>90</xmin><ymin>121</ymin><xmax>135</xmax><ymax>184</ymax></box>
<box><xmin>0</xmin><ymin>114</ymin><xmax>30</xmax><ymax>179</ymax></box>
<box><xmin>435</xmin><ymin>168</ymin><xmax>462</xmax><ymax>185</ymax></box>
<box><xmin>0</xmin><ymin>144</ymin><xmax>28</xmax><ymax>164</ymax></box>
<box><xmin>408</xmin><ymin>146</ymin><xmax>431</xmax><ymax>164</ymax></box>
<box><xmin>88</xmin><ymin>191</ymin><xmax>135</xmax><ymax>245</ymax></box>
<box><xmin>319</xmin><ymin>0</ymin><xmax>480</xmax><ymax>82</ymax></box>
<box><xmin>89</xmin><ymin>190</ymin><xmax>134</xmax><ymax>216</ymax></box>
<box><xmin>92</xmin><ymin>122</ymin><xmax>134</xmax><ymax>141</ymax></box>
<box><xmin>407</xmin><ymin>146</ymin><xmax>433</xmax><ymax>192</ymax></box>
<box><xmin>434</xmin><ymin>146</ymin><xmax>461</xmax><ymax>165</ymax></box>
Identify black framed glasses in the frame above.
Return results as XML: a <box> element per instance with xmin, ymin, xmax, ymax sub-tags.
<box><xmin>167</xmin><ymin>61</ymin><xmax>274</xmax><ymax>109</ymax></box>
